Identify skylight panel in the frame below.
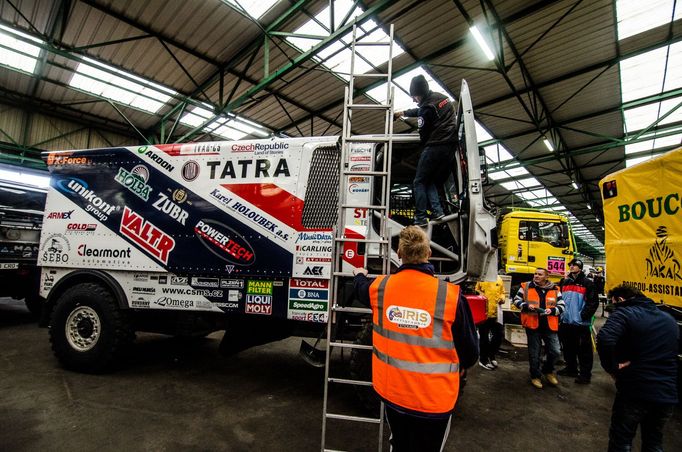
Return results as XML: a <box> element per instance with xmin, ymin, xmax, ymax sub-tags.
<box><xmin>70</xmin><ymin>57</ymin><xmax>175</xmax><ymax>114</ymax></box>
<box><xmin>620</xmin><ymin>42</ymin><xmax>682</xmax><ymax>103</ymax></box>
<box><xmin>0</xmin><ymin>24</ymin><xmax>42</xmax><ymax>74</ymax></box>
<box><xmin>518</xmin><ymin>177</ymin><xmax>541</xmax><ymax>189</ymax></box>
<box><xmin>475</xmin><ymin>121</ymin><xmax>493</xmax><ymax>142</ymax></box>
<box><xmin>222</xmin><ymin>0</ymin><xmax>280</xmax><ymax>19</ymax></box>
<box><xmin>180</xmin><ymin>105</ymin><xmax>269</xmax><ymax>140</ymax></box>
<box><xmin>623</xmin><ymin>99</ymin><xmax>682</xmax><ymax>132</ymax></box>
<box><xmin>367</xmin><ymin>66</ymin><xmax>447</xmax><ymax>111</ymax></box>
<box><xmin>488</xmin><ymin>170</ymin><xmax>511</xmax><ymax>181</ymax></box>
<box><xmin>616</xmin><ymin>0</ymin><xmax>681</xmax><ymax>40</ymax></box>
<box><xmin>483</xmin><ymin>143</ymin><xmax>513</xmax><ymax>164</ymax></box>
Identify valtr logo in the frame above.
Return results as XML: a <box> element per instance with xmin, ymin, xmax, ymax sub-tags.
<box><xmin>120</xmin><ymin>206</ymin><xmax>175</xmax><ymax>264</ymax></box>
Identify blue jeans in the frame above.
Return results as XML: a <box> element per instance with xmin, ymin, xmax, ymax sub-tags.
<box><xmin>525</xmin><ymin>328</ymin><xmax>561</xmax><ymax>378</ymax></box>
<box><xmin>413</xmin><ymin>144</ymin><xmax>452</xmax><ymax>222</ymax></box>
<box><xmin>608</xmin><ymin>394</ymin><xmax>674</xmax><ymax>452</ymax></box>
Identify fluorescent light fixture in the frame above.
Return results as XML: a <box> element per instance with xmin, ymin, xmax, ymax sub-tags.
<box><xmin>0</xmin><ymin>167</ymin><xmax>50</xmax><ymax>189</ymax></box>
<box><xmin>601</xmin><ymin>226</ymin><xmax>605</xmax><ymax>230</ymax></box>
<box><xmin>587</xmin><ymin>204</ymin><xmax>592</xmax><ymax>210</ymax></box>
<box><xmin>543</xmin><ymin>138</ymin><xmax>554</xmax><ymax>152</ymax></box>
<box><xmin>470</xmin><ymin>25</ymin><xmax>495</xmax><ymax>61</ymax></box>
<box><xmin>572</xmin><ymin>181</ymin><xmax>579</xmax><ymax>190</ymax></box>
<box><xmin>596</xmin><ymin>217</ymin><xmax>600</xmax><ymax>222</ymax></box>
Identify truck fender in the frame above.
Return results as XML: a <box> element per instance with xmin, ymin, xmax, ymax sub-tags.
<box><xmin>40</xmin><ymin>269</ymin><xmax>128</xmax><ymax>327</ymax></box>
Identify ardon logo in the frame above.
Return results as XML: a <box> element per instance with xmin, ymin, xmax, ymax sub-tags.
<box><xmin>646</xmin><ymin>226</ymin><xmax>682</xmax><ymax>281</ymax></box>
<box><xmin>386</xmin><ymin>305</ymin><xmax>431</xmax><ymax>329</ymax></box>
<box><xmin>194</xmin><ymin>219</ymin><xmax>255</xmax><ymax>266</ymax></box>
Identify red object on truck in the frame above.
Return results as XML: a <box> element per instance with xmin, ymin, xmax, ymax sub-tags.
<box><xmin>465</xmin><ymin>294</ymin><xmax>488</xmax><ymax>326</ymax></box>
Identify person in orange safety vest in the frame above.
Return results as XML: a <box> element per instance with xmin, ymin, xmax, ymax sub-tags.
<box><xmin>512</xmin><ymin>268</ymin><xmax>565</xmax><ymax>389</ymax></box>
<box><xmin>353</xmin><ymin>226</ymin><xmax>478</xmax><ymax>452</ymax></box>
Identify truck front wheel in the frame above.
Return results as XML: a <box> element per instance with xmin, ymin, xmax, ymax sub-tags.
<box><xmin>49</xmin><ymin>283</ymin><xmax>134</xmax><ymax>373</ymax></box>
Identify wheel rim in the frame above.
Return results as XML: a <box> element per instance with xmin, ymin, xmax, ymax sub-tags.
<box><xmin>65</xmin><ymin>306</ymin><xmax>101</xmax><ymax>351</ymax></box>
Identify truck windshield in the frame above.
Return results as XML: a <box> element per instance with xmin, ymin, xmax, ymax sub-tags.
<box><xmin>519</xmin><ymin>221</ymin><xmax>569</xmax><ymax>248</ymax></box>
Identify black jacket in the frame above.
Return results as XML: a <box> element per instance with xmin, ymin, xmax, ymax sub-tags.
<box><xmin>404</xmin><ymin>91</ymin><xmax>457</xmax><ymax>146</ymax></box>
<box><xmin>353</xmin><ymin>263</ymin><xmax>479</xmax><ymax>369</ymax></box>
<box><xmin>597</xmin><ymin>295</ymin><xmax>679</xmax><ymax>404</ymax></box>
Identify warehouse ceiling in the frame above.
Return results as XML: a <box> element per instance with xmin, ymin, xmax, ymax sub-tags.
<box><xmin>0</xmin><ymin>0</ymin><xmax>680</xmax><ymax>256</ymax></box>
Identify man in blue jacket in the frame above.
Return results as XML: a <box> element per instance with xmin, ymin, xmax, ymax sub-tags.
<box><xmin>597</xmin><ymin>284</ymin><xmax>678</xmax><ymax>452</ymax></box>
<box><xmin>558</xmin><ymin>258</ymin><xmax>599</xmax><ymax>383</ymax></box>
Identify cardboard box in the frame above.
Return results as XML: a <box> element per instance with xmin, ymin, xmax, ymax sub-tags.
<box><xmin>505</xmin><ymin>324</ymin><xmax>527</xmax><ymax>347</ymax></box>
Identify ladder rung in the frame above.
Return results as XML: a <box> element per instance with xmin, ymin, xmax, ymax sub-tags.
<box><xmin>325</xmin><ymin>413</ymin><xmax>382</xmax><ymax>424</ymax></box>
<box><xmin>345</xmin><ymin>136</ymin><xmax>393</xmax><ymax>143</ymax></box>
<box><xmin>347</xmin><ymin>103</ymin><xmax>391</xmax><ymax>110</ymax></box>
<box><xmin>332</xmin><ymin>306</ymin><xmax>372</xmax><ymax>314</ymax></box>
<box><xmin>354</xmin><ymin>41</ymin><xmax>391</xmax><ymax>46</ymax></box>
<box><xmin>351</xmin><ymin>72</ymin><xmax>389</xmax><ymax>78</ymax></box>
<box><xmin>342</xmin><ymin>170</ymin><xmax>387</xmax><ymax>176</ymax></box>
<box><xmin>329</xmin><ymin>342</ymin><xmax>373</xmax><ymax>350</ymax></box>
<box><xmin>328</xmin><ymin>377</ymin><xmax>374</xmax><ymax>387</ymax></box>
<box><xmin>341</xmin><ymin>204</ymin><xmax>387</xmax><ymax>210</ymax></box>
<box><xmin>334</xmin><ymin>237</ymin><xmax>388</xmax><ymax>244</ymax></box>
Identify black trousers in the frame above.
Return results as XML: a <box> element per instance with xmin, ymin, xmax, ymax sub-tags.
<box><xmin>478</xmin><ymin>317</ymin><xmax>503</xmax><ymax>362</ymax></box>
<box><xmin>608</xmin><ymin>394</ymin><xmax>675</xmax><ymax>452</ymax></box>
<box><xmin>385</xmin><ymin>405</ymin><xmax>452</xmax><ymax>452</ymax></box>
<box><xmin>559</xmin><ymin>323</ymin><xmax>593</xmax><ymax>378</ymax></box>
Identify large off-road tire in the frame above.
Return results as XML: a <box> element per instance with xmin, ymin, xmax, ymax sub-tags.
<box><xmin>349</xmin><ymin>322</ymin><xmax>380</xmax><ymax>414</ymax></box>
<box><xmin>49</xmin><ymin>283</ymin><xmax>134</xmax><ymax>373</ymax></box>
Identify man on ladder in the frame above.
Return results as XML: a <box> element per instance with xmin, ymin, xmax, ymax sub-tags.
<box><xmin>352</xmin><ymin>225</ymin><xmax>479</xmax><ymax>451</ymax></box>
<box><xmin>393</xmin><ymin>75</ymin><xmax>458</xmax><ymax>227</ymax></box>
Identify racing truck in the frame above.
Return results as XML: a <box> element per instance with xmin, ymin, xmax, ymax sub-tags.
<box><xmin>38</xmin><ymin>81</ymin><xmax>496</xmax><ymax>372</ymax></box>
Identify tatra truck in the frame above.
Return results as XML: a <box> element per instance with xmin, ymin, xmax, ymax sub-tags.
<box><xmin>600</xmin><ymin>147</ymin><xmax>682</xmax><ymax>385</ymax></box>
<box><xmin>37</xmin><ymin>81</ymin><xmax>497</xmax><ymax>372</ymax></box>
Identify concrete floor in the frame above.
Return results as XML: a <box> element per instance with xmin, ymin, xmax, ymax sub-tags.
<box><xmin>1</xmin><ymin>297</ymin><xmax>680</xmax><ymax>452</ymax></box>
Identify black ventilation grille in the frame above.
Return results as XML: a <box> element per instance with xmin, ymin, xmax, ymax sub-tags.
<box><xmin>302</xmin><ymin>146</ymin><xmax>340</xmax><ymax>228</ymax></box>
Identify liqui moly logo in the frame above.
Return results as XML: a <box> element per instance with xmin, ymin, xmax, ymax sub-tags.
<box><xmin>119</xmin><ymin>206</ymin><xmax>175</xmax><ymax>264</ymax></box>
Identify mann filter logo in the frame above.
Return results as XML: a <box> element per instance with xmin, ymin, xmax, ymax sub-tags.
<box><xmin>120</xmin><ymin>206</ymin><xmax>175</xmax><ymax>264</ymax></box>
<box><xmin>247</xmin><ymin>280</ymin><xmax>273</xmax><ymax>295</ymax></box>
<box><xmin>617</xmin><ymin>193</ymin><xmax>680</xmax><ymax>223</ymax></box>
<box><xmin>386</xmin><ymin>305</ymin><xmax>432</xmax><ymax>329</ymax></box>
<box><xmin>153</xmin><ymin>192</ymin><xmax>189</xmax><ymax>225</ymax></box>
<box><xmin>40</xmin><ymin>233</ymin><xmax>70</xmax><ymax>264</ymax></box>
<box><xmin>194</xmin><ymin>219</ymin><xmax>255</xmax><ymax>266</ymax></box>
<box><xmin>115</xmin><ymin>165</ymin><xmax>152</xmax><ymax>201</ymax></box>
<box><xmin>137</xmin><ymin>146</ymin><xmax>175</xmax><ymax>172</ymax></box>
<box><xmin>181</xmin><ymin>161</ymin><xmax>200</xmax><ymax>181</ymax></box>
<box><xmin>646</xmin><ymin>226</ymin><xmax>682</xmax><ymax>281</ymax></box>
<box><xmin>47</xmin><ymin>210</ymin><xmax>74</xmax><ymax>219</ymax></box>
<box><xmin>57</xmin><ymin>178</ymin><xmax>118</xmax><ymax>222</ymax></box>
<box><xmin>206</xmin><ymin>158</ymin><xmax>290</xmax><ymax>179</ymax></box>
<box><xmin>77</xmin><ymin>244</ymin><xmax>131</xmax><ymax>258</ymax></box>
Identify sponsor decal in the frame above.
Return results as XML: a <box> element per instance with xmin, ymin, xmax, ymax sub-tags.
<box><xmin>181</xmin><ymin>160</ymin><xmax>200</xmax><ymax>181</ymax></box>
<box><xmin>288</xmin><ymin>278</ymin><xmax>329</xmax><ymax>323</ymax></box>
<box><xmin>47</xmin><ymin>153</ymin><xmax>90</xmax><ymax>166</ymax></box>
<box><xmin>306</xmin><ymin>257</ymin><xmax>332</xmax><ymax>262</ymax></box>
<box><xmin>42</xmin><ymin>272</ymin><xmax>55</xmax><ymax>290</ymax></box>
<box><xmin>161</xmin><ymin>287</ymin><xmax>223</xmax><ymax>297</ymax></box>
<box><xmin>153</xmin><ymin>296</ymin><xmax>194</xmax><ymax>309</ymax></box>
<box><xmin>77</xmin><ymin>244</ymin><xmax>132</xmax><ymax>259</ymax></box>
<box><xmin>120</xmin><ymin>206</ymin><xmax>175</xmax><ymax>264</ymax></box>
<box><xmin>646</xmin><ymin>226</ymin><xmax>681</xmax><ymax>281</ymax></box>
<box><xmin>152</xmin><ymin>192</ymin><xmax>189</xmax><ymax>225</ymax></box>
<box><xmin>231</xmin><ymin>142</ymin><xmax>289</xmax><ymax>153</ymax></box>
<box><xmin>349</xmin><ymin>146</ymin><xmax>371</xmax><ymax>154</ymax></box>
<box><xmin>247</xmin><ymin>280</ymin><xmax>273</xmax><ymax>295</ymax></box>
<box><xmin>245</xmin><ymin>294</ymin><xmax>272</xmax><ymax>315</ymax></box>
<box><xmin>40</xmin><ymin>233</ymin><xmax>70</xmax><ymax>264</ymax></box>
<box><xmin>132</xmin><ymin>287</ymin><xmax>155</xmax><ymax>295</ymax></box>
<box><xmin>602</xmin><ymin>180</ymin><xmax>617</xmax><ymax>199</ymax></box>
<box><xmin>350</xmin><ymin>163</ymin><xmax>370</xmax><ymax>172</ymax></box>
<box><xmin>353</xmin><ymin>208</ymin><xmax>368</xmax><ymax>226</ymax></box>
<box><xmin>56</xmin><ymin>178</ymin><xmax>118</xmax><ymax>222</ymax></box>
<box><xmin>66</xmin><ymin>223</ymin><xmax>97</xmax><ymax>234</ymax></box>
<box><xmin>137</xmin><ymin>146</ymin><xmax>175</xmax><ymax>172</ymax></box>
<box><xmin>206</xmin><ymin>158</ymin><xmax>290</xmax><ymax>179</ymax></box>
<box><xmin>386</xmin><ymin>305</ymin><xmax>432</xmax><ymax>329</ymax></box>
<box><xmin>348</xmin><ymin>183</ymin><xmax>370</xmax><ymax>194</ymax></box>
<box><xmin>133</xmin><ymin>274</ymin><xmax>148</xmax><ymax>282</ymax></box>
<box><xmin>194</xmin><ymin>219</ymin><xmax>255</xmax><ymax>266</ymax></box>
<box><xmin>288</xmin><ymin>300</ymin><xmax>327</xmax><ymax>311</ymax></box>
<box><xmin>158</xmin><ymin>275</ymin><xmax>168</xmax><ymax>284</ymax></box>
<box><xmin>617</xmin><ymin>192</ymin><xmax>680</xmax><ymax>223</ymax></box>
<box><xmin>350</xmin><ymin>156</ymin><xmax>371</xmax><ymax>162</ymax></box>
<box><xmin>115</xmin><ymin>165</ymin><xmax>153</xmax><ymax>201</ymax></box>
<box><xmin>172</xmin><ymin>188</ymin><xmax>188</xmax><ymax>204</ymax></box>
<box><xmin>290</xmin><ymin>279</ymin><xmax>329</xmax><ymax>289</ymax></box>
<box><xmin>288</xmin><ymin>312</ymin><xmax>327</xmax><ymax>323</ymax></box>
<box><xmin>210</xmin><ymin>188</ymin><xmax>232</xmax><ymax>208</ymax></box>
<box><xmin>214</xmin><ymin>302</ymin><xmax>239</xmax><ymax>309</ymax></box>
<box><xmin>221</xmin><ymin>279</ymin><xmax>244</xmax><ymax>289</ymax></box>
<box><xmin>303</xmin><ymin>266</ymin><xmax>324</xmax><ymax>276</ymax></box>
<box><xmin>290</xmin><ymin>288</ymin><xmax>326</xmax><ymax>300</ymax></box>
<box><xmin>231</xmin><ymin>201</ymin><xmax>288</xmax><ymax>241</ymax></box>
<box><xmin>228</xmin><ymin>290</ymin><xmax>241</xmax><ymax>302</ymax></box>
<box><xmin>47</xmin><ymin>210</ymin><xmax>74</xmax><ymax>219</ymax></box>
<box><xmin>191</xmin><ymin>277</ymin><xmax>219</xmax><ymax>288</ymax></box>
<box><xmin>171</xmin><ymin>276</ymin><xmax>188</xmax><ymax>285</ymax></box>
<box><xmin>131</xmin><ymin>297</ymin><xmax>150</xmax><ymax>308</ymax></box>
<box><xmin>296</xmin><ymin>232</ymin><xmax>333</xmax><ymax>243</ymax></box>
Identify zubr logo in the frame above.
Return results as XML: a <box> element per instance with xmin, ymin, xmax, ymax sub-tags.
<box><xmin>386</xmin><ymin>305</ymin><xmax>431</xmax><ymax>329</ymax></box>
<box><xmin>194</xmin><ymin>219</ymin><xmax>255</xmax><ymax>266</ymax></box>
<box><xmin>120</xmin><ymin>207</ymin><xmax>175</xmax><ymax>264</ymax></box>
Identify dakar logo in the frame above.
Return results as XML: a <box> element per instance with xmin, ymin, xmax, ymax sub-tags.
<box><xmin>386</xmin><ymin>305</ymin><xmax>431</xmax><ymax>329</ymax></box>
<box><xmin>646</xmin><ymin>226</ymin><xmax>682</xmax><ymax>281</ymax></box>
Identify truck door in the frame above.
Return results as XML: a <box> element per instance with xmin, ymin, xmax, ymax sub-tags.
<box><xmin>521</xmin><ymin>220</ymin><xmax>570</xmax><ymax>278</ymax></box>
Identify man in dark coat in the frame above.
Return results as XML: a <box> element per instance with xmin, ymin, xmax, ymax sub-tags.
<box><xmin>394</xmin><ymin>75</ymin><xmax>457</xmax><ymax>226</ymax></box>
<box><xmin>597</xmin><ymin>284</ymin><xmax>678</xmax><ymax>452</ymax></box>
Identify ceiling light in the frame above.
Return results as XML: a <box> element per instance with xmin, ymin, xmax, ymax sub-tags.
<box><xmin>587</xmin><ymin>204</ymin><xmax>592</xmax><ymax>210</ymax></box>
<box><xmin>601</xmin><ymin>226</ymin><xmax>605</xmax><ymax>231</ymax></box>
<box><xmin>470</xmin><ymin>25</ymin><xmax>495</xmax><ymax>61</ymax></box>
<box><xmin>543</xmin><ymin>138</ymin><xmax>554</xmax><ymax>152</ymax></box>
<box><xmin>596</xmin><ymin>217</ymin><xmax>600</xmax><ymax>222</ymax></box>
<box><xmin>572</xmin><ymin>181</ymin><xmax>578</xmax><ymax>190</ymax></box>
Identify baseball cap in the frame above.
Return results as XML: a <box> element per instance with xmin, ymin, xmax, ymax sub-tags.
<box><xmin>568</xmin><ymin>259</ymin><xmax>584</xmax><ymax>270</ymax></box>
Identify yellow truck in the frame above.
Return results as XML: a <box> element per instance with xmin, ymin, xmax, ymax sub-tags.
<box><xmin>498</xmin><ymin>207</ymin><xmax>577</xmax><ymax>286</ymax></box>
<box><xmin>600</xmin><ymin>147</ymin><xmax>682</xmax><ymax>308</ymax></box>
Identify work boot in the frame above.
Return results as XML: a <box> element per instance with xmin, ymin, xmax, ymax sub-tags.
<box><xmin>530</xmin><ymin>378</ymin><xmax>543</xmax><ymax>389</ymax></box>
<box><xmin>544</xmin><ymin>373</ymin><xmax>559</xmax><ymax>386</ymax></box>
<box><xmin>557</xmin><ymin>367</ymin><xmax>579</xmax><ymax>377</ymax></box>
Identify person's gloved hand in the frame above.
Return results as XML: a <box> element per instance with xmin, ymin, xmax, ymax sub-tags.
<box><xmin>393</xmin><ymin>111</ymin><xmax>403</xmax><ymax>121</ymax></box>
<box><xmin>353</xmin><ymin>267</ymin><xmax>368</xmax><ymax>277</ymax></box>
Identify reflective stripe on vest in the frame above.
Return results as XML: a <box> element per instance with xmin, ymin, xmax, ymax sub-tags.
<box><xmin>373</xmin><ymin>348</ymin><xmax>460</xmax><ymax>374</ymax></box>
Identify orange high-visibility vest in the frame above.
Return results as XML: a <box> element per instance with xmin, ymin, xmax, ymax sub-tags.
<box><xmin>520</xmin><ymin>282</ymin><xmax>559</xmax><ymax>331</ymax></box>
<box><xmin>369</xmin><ymin>270</ymin><xmax>460</xmax><ymax>414</ymax></box>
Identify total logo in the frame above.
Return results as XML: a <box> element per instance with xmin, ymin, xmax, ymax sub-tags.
<box><xmin>115</xmin><ymin>165</ymin><xmax>152</xmax><ymax>201</ymax></box>
<box><xmin>120</xmin><ymin>206</ymin><xmax>175</xmax><ymax>265</ymax></box>
<box><xmin>386</xmin><ymin>305</ymin><xmax>431</xmax><ymax>329</ymax></box>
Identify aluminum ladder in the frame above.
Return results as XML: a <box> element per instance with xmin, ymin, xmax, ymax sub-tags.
<box><xmin>320</xmin><ymin>22</ymin><xmax>396</xmax><ymax>452</ymax></box>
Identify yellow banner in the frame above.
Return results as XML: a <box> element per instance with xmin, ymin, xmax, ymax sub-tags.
<box><xmin>600</xmin><ymin>147</ymin><xmax>682</xmax><ymax>307</ymax></box>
